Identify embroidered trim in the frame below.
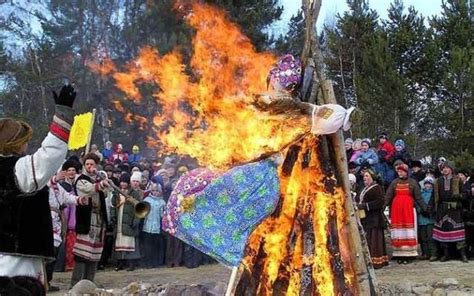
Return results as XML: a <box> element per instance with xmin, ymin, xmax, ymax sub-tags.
<box><xmin>50</xmin><ymin>122</ymin><xmax>70</xmax><ymax>143</ymax></box>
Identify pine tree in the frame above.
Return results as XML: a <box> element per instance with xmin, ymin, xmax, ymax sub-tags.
<box><xmin>429</xmin><ymin>0</ymin><xmax>474</xmax><ymax>155</ymax></box>
<box><xmin>324</xmin><ymin>0</ymin><xmax>379</xmax><ymax>107</ymax></box>
<box><xmin>206</xmin><ymin>0</ymin><xmax>283</xmax><ymax>51</ymax></box>
<box><xmin>274</xmin><ymin>9</ymin><xmax>305</xmax><ymax>55</ymax></box>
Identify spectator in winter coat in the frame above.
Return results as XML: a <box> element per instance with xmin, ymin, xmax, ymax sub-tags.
<box><xmin>110</xmin><ymin>144</ymin><xmax>129</xmax><ymax>163</ymax></box>
<box><xmin>344</xmin><ymin>138</ymin><xmax>354</xmax><ymax>162</ymax></box>
<box><xmin>142</xmin><ymin>183</ymin><xmax>167</xmax><ymax>268</ymax></box>
<box><xmin>128</xmin><ymin>145</ymin><xmax>142</xmax><ymax>165</ymax></box>
<box><xmin>391</xmin><ymin>139</ymin><xmax>411</xmax><ymax>164</ymax></box>
<box><xmin>111</xmin><ymin>174</ymin><xmax>142</xmax><ymax>271</ymax></box>
<box><xmin>349</xmin><ymin>138</ymin><xmax>363</xmax><ymax>163</ymax></box>
<box><xmin>90</xmin><ymin>144</ymin><xmax>103</xmax><ymax>162</ymax></box>
<box><xmin>410</xmin><ymin>160</ymin><xmax>426</xmax><ymax>183</ymax></box>
<box><xmin>417</xmin><ymin>177</ymin><xmax>436</xmax><ymax>260</ymax></box>
<box><xmin>376</xmin><ymin>132</ymin><xmax>395</xmax><ymax>163</ymax></box>
<box><xmin>459</xmin><ymin>169</ymin><xmax>474</xmax><ymax>257</ymax></box>
<box><xmin>354</xmin><ymin>138</ymin><xmax>379</xmax><ymax>168</ymax></box>
<box><xmin>102</xmin><ymin>141</ymin><xmax>113</xmax><ymax>161</ymax></box>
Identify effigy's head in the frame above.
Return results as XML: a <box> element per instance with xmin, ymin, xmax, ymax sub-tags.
<box><xmin>267</xmin><ymin>54</ymin><xmax>302</xmax><ymax>93</ymax></box>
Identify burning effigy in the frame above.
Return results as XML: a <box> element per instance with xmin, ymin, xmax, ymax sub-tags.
<box><xmin>91</xmin><ymin>2</ymin><xmax>374</xmax><ymax>295</ymax></box>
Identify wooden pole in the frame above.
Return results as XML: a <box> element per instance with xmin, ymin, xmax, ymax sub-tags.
<box><xmin>84</xmin><ymin>108</ymin><xmax>97</xmax><ymax>155</ymax></box>
<box><xmin>225</xmin><ymin>266</ymin><xmax>239</xmax><ymax>296</ymax></box>
<box><xmin>321</xmin><ymin>80</ymin><xmax>378</xmax><ymax>295</ymax></box>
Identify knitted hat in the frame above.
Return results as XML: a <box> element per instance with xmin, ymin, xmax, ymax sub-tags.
<box><xmin>394</xmin><ymin>139</ymin><xmax>405</xmax><ymax>150</ymax></box>
<box><xmin>361</xmin><ymin>138</ymin><xmax>371</xmax><ymax>146</ymax></box>
<box><xmin>0</xmin><ymin>118</ymin><xmax>33</xmax><ymax>155</ymax></box>
<box><xmin>379</xmin><ymin>132</ymin><xmax>388</xmax><ymax>139</ymax></box>
<box><xmin>345</xmin><ymin>138</ymin><xmax>354</xmax><ymax>145</ymax></box>
<box><xmin>393</xmin><ymin>159</ymin><xmax>405</xmax><ymax>168</ymax></box>
<box><xmin>130</xmin><ymin>171</ymin><xmax>142</xmax><ymax>182</ymax></box>
<box><xmin>396</xmin><ymin>163</ymin><xmax>409</xmax><ymax>173</ymax></box>
<box><xmin>120</xmin><ymin>173</ymin><xmax>131</xmax><ymax>184</ymax></box>
<box><xmin>423</xmin><ymin>177</ymin><xmax>434</xmax><ymax>185</ymax></box>
<box><xmin>438</xmin><ymin>156</ymin><xmax>447</xmax><ymax>163</ymax></box>
<box><xmin>442</xmin><ymin>161</ymin><xmax>455</xmax><ymax>171</ymax></box>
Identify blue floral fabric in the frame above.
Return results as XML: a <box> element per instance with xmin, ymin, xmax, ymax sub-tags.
<box><xmin>173</xmin><ymin>159</ymin><xmax>280</xmax><ymax>266</ymax></box>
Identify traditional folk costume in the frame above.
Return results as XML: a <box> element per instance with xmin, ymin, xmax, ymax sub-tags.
<box><xmin>386</xmin><ymin>171</ymin><xmax>427</xmax><ymax>259</ymax></box>
<box><xmin>432</xmin><ymin>164</ymin><xmax>467</xmax><ymax>261</ymax></box>
<box><xmin>71</xmin><ymin>169</ymin><xmax>109</xmax><ymax>286</ymax></box>
<box><xmin>58</xmin><ymin>161</ymin><xmax>81</xmax><ymax>272</ymax></box>
<box><xmin>45</xmin><ymin>175</ymin><xmax>78</xmax><ymax>289</ymax></box>
<box><xmin>0</xmin><ymin>100</ymin><xmax>74</xmax><ymax>294</ymax></box>
<box><xmin>356</xmin><ymin>182</ymin><xmax>389</xmax><ymax>268</ymax></box>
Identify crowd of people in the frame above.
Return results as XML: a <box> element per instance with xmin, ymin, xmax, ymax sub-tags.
<box><xmin>0</xmin><ymin>85</ymin><xmax>219</xmax><ymax>295</ymax></box>
<box><xmin>46</xmin><ymin>143</ymin><xmax>216</xmax><ymax>291</ymax></box>
<box><xmin>348</xmin><ymin>133</ymin><xmax>474</xmax><ymax>269</ymax></box>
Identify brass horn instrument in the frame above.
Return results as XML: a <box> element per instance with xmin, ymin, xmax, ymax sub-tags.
<box><xmin>97</xmin><ymin>171</ymin><xmax>150</xmax><ymax>218</ymax></box>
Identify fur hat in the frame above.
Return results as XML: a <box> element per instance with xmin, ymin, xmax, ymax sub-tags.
<box><xmin>410</xmin><ymin>160</ymin><xmax>422</xmax><ymax>168</ymax></box>
<box><xmin>0</xmin><ymin>118</ymin><xmax>33</xmax><ymax>155</ymax></box>
<box><xmin>130</xmin><ymin>171</ymin><xmax>142</xmax><ymax>182</ymax></box>
<box><xmin>62</xmin><ymin>158</ymin><xmax>82</xmax><ymax>171</ymax></box>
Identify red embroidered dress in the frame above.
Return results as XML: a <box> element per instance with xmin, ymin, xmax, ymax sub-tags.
<box><xmin>390</xmin><ymin>182</ymin><xmax>418</xmax><ymax>257</ymax></box>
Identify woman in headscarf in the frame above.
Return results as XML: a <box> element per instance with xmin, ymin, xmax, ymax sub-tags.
<box><xmin>355</xmin><ymin>169</ymin><xmax>389</xmax><ymax>269</ymax></box>
<box><xmin>386</xmin><ymin>163</ymin><xmax>428</xmax><ymax>264</ymax></box>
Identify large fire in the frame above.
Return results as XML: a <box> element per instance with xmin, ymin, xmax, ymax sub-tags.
<box><xmin>91</xmin><ymin>2</ymin><xmax>357</xmax><ymax>295</ymax></box>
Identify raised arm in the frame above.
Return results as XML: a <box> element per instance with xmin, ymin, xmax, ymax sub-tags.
<box><xmin>15</xmin><ymin>86</ymin><xmax>76</xmax><ymax>193</ymax></box>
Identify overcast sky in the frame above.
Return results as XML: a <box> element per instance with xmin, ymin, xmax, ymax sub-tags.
<box><xmin>274</xmin><ymin>0</ymin><xmax>444</xmax><ymax>33</ymax></box>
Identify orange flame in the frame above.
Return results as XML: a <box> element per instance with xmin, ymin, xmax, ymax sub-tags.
<box><xmin>98</xmin><ymin>3</ymin><xmax>310</xmax><ymax>169</ymax></box>
<box><xmin>93</xmin><ymin>2</ymin><xmax>356</xmax><ymax>294</ymax></box>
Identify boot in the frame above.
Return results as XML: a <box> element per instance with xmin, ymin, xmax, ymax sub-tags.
<box><xmin>439</xmin><ymin>247</ymin><xmax>449</xmax><ymax>262</ymax></box>
<box><xmin>460</xmin><ymin>248</ymin><xmax>469</xmax><ymax>263</ymax></box>
<box><xmin>126</xmin><ymin>260</ymin><xmax>135</xmax><ymax>272</ymax></box>
<box><xmin>114</xmin><ymin>260</ymin><xmax>124</xmax><ymax>271</ymax></box>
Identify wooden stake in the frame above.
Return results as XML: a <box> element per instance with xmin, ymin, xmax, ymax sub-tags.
<box><xmin>225</xmin><ymin>266</ymin><xmax>239</xmax><ymax>296</ymax></box>
<box><xmin>84</xmin><ymin>108</ymin><xmax>97</xmax><ymax>155</ymax></box>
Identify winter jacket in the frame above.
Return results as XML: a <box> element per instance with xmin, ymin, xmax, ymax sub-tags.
<box><xmin>377</xmin><ymin>141</ymin><xmax>395</xmax><ymax>162</ymax></box>
<box><xmin>417</xmin><ymin>188</ymin><xmax>435</xmax><ymax>226</ymax></box>
<box><xmin>354</xmin><ymin>149</ymin><xmax>379</xmax><ymax>166</ymax></box>
<box><xmin>111</xmin><ymin>189</ymin><xmax>142</xmax><ymax>236</ymax></box>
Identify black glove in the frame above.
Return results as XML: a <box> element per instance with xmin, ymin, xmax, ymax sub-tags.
<box><xmin>53</xmin><ymin>85</ymin><xmax>76</xmax><ymax>108</ymax></box>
